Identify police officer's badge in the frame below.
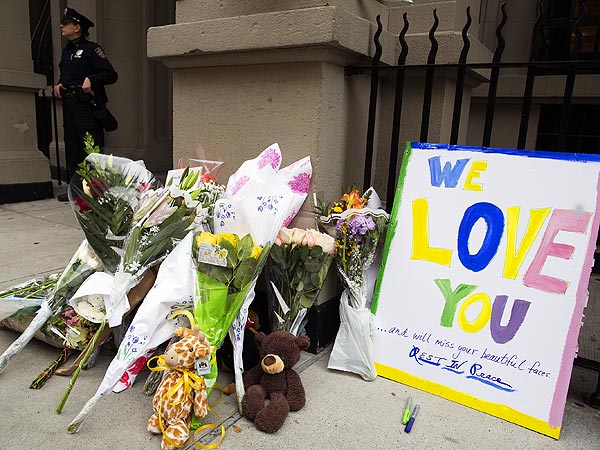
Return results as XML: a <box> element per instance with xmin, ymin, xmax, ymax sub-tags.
<box><xmin>95</xmin><ymin>47</ymin><xmax>107</xmax><ymax>59</ymax></box>
<box><xmin>75</xmin><ymin>49</ymin><xmax>84</xmax><ymax>58</ymax></box>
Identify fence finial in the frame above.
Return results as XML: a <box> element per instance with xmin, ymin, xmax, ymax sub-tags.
<box><xmin>373</xmin><ymin>15</ymin><xmax>383</xmax><ymax>65</ymax></box>
<box><xmin>398</xmin><ymin>12</ymin><xmax>409</xmax><ymax>65</ymax></box>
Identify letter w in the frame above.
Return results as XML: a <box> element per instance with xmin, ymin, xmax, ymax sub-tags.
<box><xmin>428</xmin><ymin>157</ymin><xmax>470</xmax><ymax>188</ymax></box>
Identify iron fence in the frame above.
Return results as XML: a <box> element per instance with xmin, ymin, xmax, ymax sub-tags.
<box><xmin>350</xmin><ymin>1</ymin><xmax>600</xmax><ymax>407</ymax></box>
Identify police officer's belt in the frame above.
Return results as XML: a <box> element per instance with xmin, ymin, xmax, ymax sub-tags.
<box><xmin>60</xmin><ymin>87</ymin><xmax>92</xmax><ymax>103</ymax></box>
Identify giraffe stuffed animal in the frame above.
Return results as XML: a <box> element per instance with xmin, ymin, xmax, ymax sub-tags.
<box><xmin>147</xmin><ymin>325</ymin><xmax>210</xmax><ymax>450</ymax></box>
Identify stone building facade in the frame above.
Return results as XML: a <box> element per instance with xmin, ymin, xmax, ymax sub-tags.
<box><xmin>2</xmin><ymin>0</ymin><xmax>599</xmax><ymax>210</ymax></box>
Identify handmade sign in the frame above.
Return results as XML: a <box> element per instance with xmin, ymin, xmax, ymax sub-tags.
<box><xmin>372</xmin><ymin>142</ymin><xmax>600</xmax><ymax>438</ymax></box>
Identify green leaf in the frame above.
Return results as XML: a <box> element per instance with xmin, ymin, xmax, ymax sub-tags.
<box><xmin>233</xmin><ymin>258</ymin><xmax>257</xmax><ymax>291</ymax></box>
<box><xmin>300</xmin><ymin>294</ymin><xmax>315</xmax><ymax>309</ymax></box>
<box><xmin>237</xmin><ymin>234</ymin><xmax>254</xmax><ymax>260</ymax></box>
<box><xmin>295</xmin><ymin>280</ymin><xmax>304</xmax><ymax>292</ymax></box>
<box><xmin>310</xmin><ymin>246</ymin><xmax>324</xmax><ymax>257</ymax></box>
<box><xmin>219</xmin><ymin>239</ymin><xmax>238</xmax><ymax>268</ymax></box>
<box><xmin>304</xmin><ymin>260</ymin><xmax>321</xmax><ymax>273</ymax></box>
<box><xmin>310</xmin><ymin>272</ymin><xmax>322</xmax><ymax>287</ymax></box>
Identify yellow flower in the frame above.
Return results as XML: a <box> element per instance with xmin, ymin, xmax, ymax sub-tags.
<box><xmin>195</xmin><ymin>232</ymin><xmax>217</xmax><ymax>247</ymax></box>
<box><xmin>250</xmin><ymin>244</ymin><xmax>262</xmax><ymax>259</ymax></box>
<box><xmin>218</xmin><ymin>233</ymin><xmax>238</xmax><ymax>248</ymax></box>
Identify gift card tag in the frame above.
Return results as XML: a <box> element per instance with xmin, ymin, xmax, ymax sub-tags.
<box><xmin>195</xmin><ymin>356</ymin><xmax>211</xmax><ymax>376</ymax></box>
<box><xmin>197</xmin><ymin>242</ymin><xmax>228</xmax><ymax>267</ymax></box>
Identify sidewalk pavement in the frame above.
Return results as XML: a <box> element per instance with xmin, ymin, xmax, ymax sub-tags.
<box><xmin>1</xmin><ymin>193</ymin><xmax>599</xmax><ymax>450</ymax></box>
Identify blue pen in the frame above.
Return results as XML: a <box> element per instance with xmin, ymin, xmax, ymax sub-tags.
<box><xmin>404</xmin><ymin>404</ymin><xmax>419</xmax><ymax>433</ymax></box>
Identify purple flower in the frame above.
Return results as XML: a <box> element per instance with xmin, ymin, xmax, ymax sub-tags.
<box><xmin>347</xmin><ymin>215</ymin><xmax>376</xmax><ymax>237</ymax></box>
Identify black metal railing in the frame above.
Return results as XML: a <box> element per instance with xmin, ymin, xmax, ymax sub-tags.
<box><xmin>354</xmin><ymin>1</ymin><xmax>600</xmax><ymax>206</ymax></box>
<box><xmin>350</xmin><ymin>0</ymin><xmax>600</xmax><ymax>407</ymax></box>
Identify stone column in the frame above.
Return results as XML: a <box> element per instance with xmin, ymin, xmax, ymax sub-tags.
<box><xmin>0</xmin><ymin>2</ymin><xmax>52</xmax><ymax>202</ymax></box>
<box><xmin>147</xmin><ymin>2</ymin><xmax>490</xmax><ymax>345</ymax></box>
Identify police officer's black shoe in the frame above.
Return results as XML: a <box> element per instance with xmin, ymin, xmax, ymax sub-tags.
<box><xmin>57</xmin><ymin>193</ymin><xmax>69</xmax><ymax>202</ymax></box>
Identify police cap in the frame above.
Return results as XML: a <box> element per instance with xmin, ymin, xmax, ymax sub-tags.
<box><xmin>61</xmin><ymin>8</ymin><xmax>94</xmax><ymax>29</ymax></box>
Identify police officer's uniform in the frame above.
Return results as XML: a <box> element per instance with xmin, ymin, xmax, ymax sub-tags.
<box><xmin>58</xmin><ymin>8</ymin><xmax>117</xmax><ymax>180</ymax></box>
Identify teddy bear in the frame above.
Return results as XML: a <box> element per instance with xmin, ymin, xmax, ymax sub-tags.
<box><xmin>242</xmin><ymin>331</ymin><xmax>310</xmax><ymax>433</ymax></box>
<box><xmin>147</xmin><ymin>325</ymin><xmax>211</xmax><ymax>450</ymax></box>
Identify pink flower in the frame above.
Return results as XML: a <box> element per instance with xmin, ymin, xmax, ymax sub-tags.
<box><xmin>302</xmin><ymin>229</ymin><xmax>316</xmax><ymax>247</ymax></box>
<box><xmin>289</xmin><ymin>172</ymin><xmax>311</xmax><ymax>194</ymax></box>
<box><xmin>257</xmin><ymin>148</ymin><xmax>281</xmax><ymax>169</ymax></box>
<box><xmin>274</xmin><ymin>236</ymin><xmax>283</xmax><ymax>246</ymax></box>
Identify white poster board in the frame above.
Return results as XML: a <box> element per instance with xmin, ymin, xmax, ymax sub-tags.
<box><xmin>372</xmin><ymin>142</ymin><xmax>600</xmax><ymax>438</ymax></box>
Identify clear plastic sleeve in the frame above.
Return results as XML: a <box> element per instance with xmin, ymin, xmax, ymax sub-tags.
<box><xmin>68</xmin><ymin>153</ymin><xmax>158</xmax><ymax>274</ymax></box>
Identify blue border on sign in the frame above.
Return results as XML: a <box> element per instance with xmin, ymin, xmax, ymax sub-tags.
<box><xmin>411</xmin><ymin>142</ymin><xmax>600</xmax><ymax>163</ymax></box>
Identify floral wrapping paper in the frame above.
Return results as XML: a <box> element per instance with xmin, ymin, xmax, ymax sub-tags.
<box><xmin>67</xmin><ymin>233</ymin><xmax>196</xmax><ymax>432</ymax></box>
<box><xmin>212</xmin><ymin>144</ymin><xmax>312</xmax><ymax>410</ymax></box>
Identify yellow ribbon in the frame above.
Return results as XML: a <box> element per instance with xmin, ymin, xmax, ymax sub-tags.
<box><xmin>192</xmin><ymin>406</ymin><xmax>225</xmax><ymax>450</ymax></box>
<box><xmin>147</xmin><ymin>355</ymin><xmax>225</xmax><ymax>449</ymax></box>
<box><xmin>168</xmin><ymin>309</ymin><xmax>196</xmax><ymax>327</ymax></box>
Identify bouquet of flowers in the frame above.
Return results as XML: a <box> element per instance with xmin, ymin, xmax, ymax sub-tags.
<box><xmin>205</xmin><ymin>144</ymin><xmax>313</xmax><ymax>410</ymax></box>
<box><xmin>57</xmin><ymin>168</ymin><xmax>216</xmax><ymax>413</ymax></box>
<box><xmin>0</xmin><ymin>240</ymin><xmax>103</xmax><ymax>374</ymax></box>
<box><xmin>0</xmin><ymin>273</ymin><xmax>59</xmax><ymax>321</ymax></box>
<box><xmin>317</xmin><ymin>187</ymin><xmax>388</xmax><ymax>380</ymax></box>
<box><xmin>70</xmin><ymin>167</ymin><xmax>210</xmax><ymax>329</ymax></box>
<box><xmin>68</xmin><ymin>135</ymin><xmax>157</xmax><ymax>274</ymax></box>
<box><xmin>266</xmin><ymin>227</ymin><xmax>335</xmax><ymax>335</ymax></box>
<box><xmin>66</xmin><ymin>165</ymin><xmax>227</xmax><ymax>432</ymax></box>
<box><xmin>67</xmin><ymin>233</ymin><xmax>198</xmax><ymax>433</ymax></box>
<box><xmin>192</xmin><ymin>231</ymin><xmax>267</xmax><ymax>398</ymax></box>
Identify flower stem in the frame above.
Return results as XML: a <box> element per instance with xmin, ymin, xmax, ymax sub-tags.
<box><xmin>56</xmin><ymin>320</ymin><xmax>106</xmax><ymax>414</ymax></box>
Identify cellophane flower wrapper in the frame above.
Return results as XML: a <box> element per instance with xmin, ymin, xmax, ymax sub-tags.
<box><xmin>197</xmin><ymin>143</ymin><xmax>312</xmax><ymax>411</ymax></box>
<box><xmin>265</xmin><ymin>228</ymin><xmax>335</xmax><ymax>336</ymax></box>
<box><xmin>67</xmin><ymin>168</ymin><xmax>225</xmax><ymax>431</ymax></box>
<box><xmin>2</xmin><ymin>303</ymin><xmax>102</xmax><ymax>352</ymax></box>
<box><xmin>70</xmin><ymin>167</ymin><xmax>224</xmax><ymax>327</ymax></box>
<box><xmin>0</xmin><ymin>240</ymin><xmax>103</xmax><ymax>374</ymax></box>
<box><xmin>69</xmin><ymin>153</ymin><xmax>157</xmax><ymax>274</ymax></box>
<box><xmin>0</xmin><ymin>273</ymin><xmax>59</xmax><ymax>321</ymax></box>
<box><xmin>192</xmin><ymin>232</ymin><xmax>269</xmax><ymax>417</ymax></box>
<box><xmin>67</xmin><ymin>232</ymin><xmax>196</xmax><ymax>433</ymax></box>
<box><xmin>167</xmin><ymin>158</ymin><xmax>224</xmax><ymax>190</ymax></box>
<box><xmin>56</xmin><ymin>170</ymin><xmax>217</xmax><ymax>417</ymax></box>
<box><xmin>320</xmin><ymin>188</ymin><xmax>389</xmax><ymax>381</ymax></box>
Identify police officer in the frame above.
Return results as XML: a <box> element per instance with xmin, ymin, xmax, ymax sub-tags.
<box><xmin>53</xmin><ymin>8</ymin><xmax>117</xmax><ymax>201</ymax></box>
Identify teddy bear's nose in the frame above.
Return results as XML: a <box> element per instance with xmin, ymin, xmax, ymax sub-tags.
<box><xmin>263</xmin><ymin>355</ymin><xmax>276</xmax><ymax>366</ymax></box>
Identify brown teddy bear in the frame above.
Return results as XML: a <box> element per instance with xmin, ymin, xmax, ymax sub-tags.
<box><xmin>147</xmin><ymin>325</ymin><xmax>210</xmax><ymax>450</ymax></box>
<box><xmin>242</xmin><ymin>331</ymin><xmax>310</xmax><ymax>433</ymax></box>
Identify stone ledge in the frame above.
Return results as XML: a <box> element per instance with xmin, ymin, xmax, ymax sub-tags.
<box><xmin>148</xmin><ymin>6</ymin><xmax>399</xmax><ymax>67</ymax></box>
<box><xmin>0</xmin><ymin>69</ymin><xmax>47</xmax><ymax>91</ymax></box>
<box><xmin>175</xmin><ymin>0</ymin><xmax>390</xmax><ymax>26</ymax></box>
